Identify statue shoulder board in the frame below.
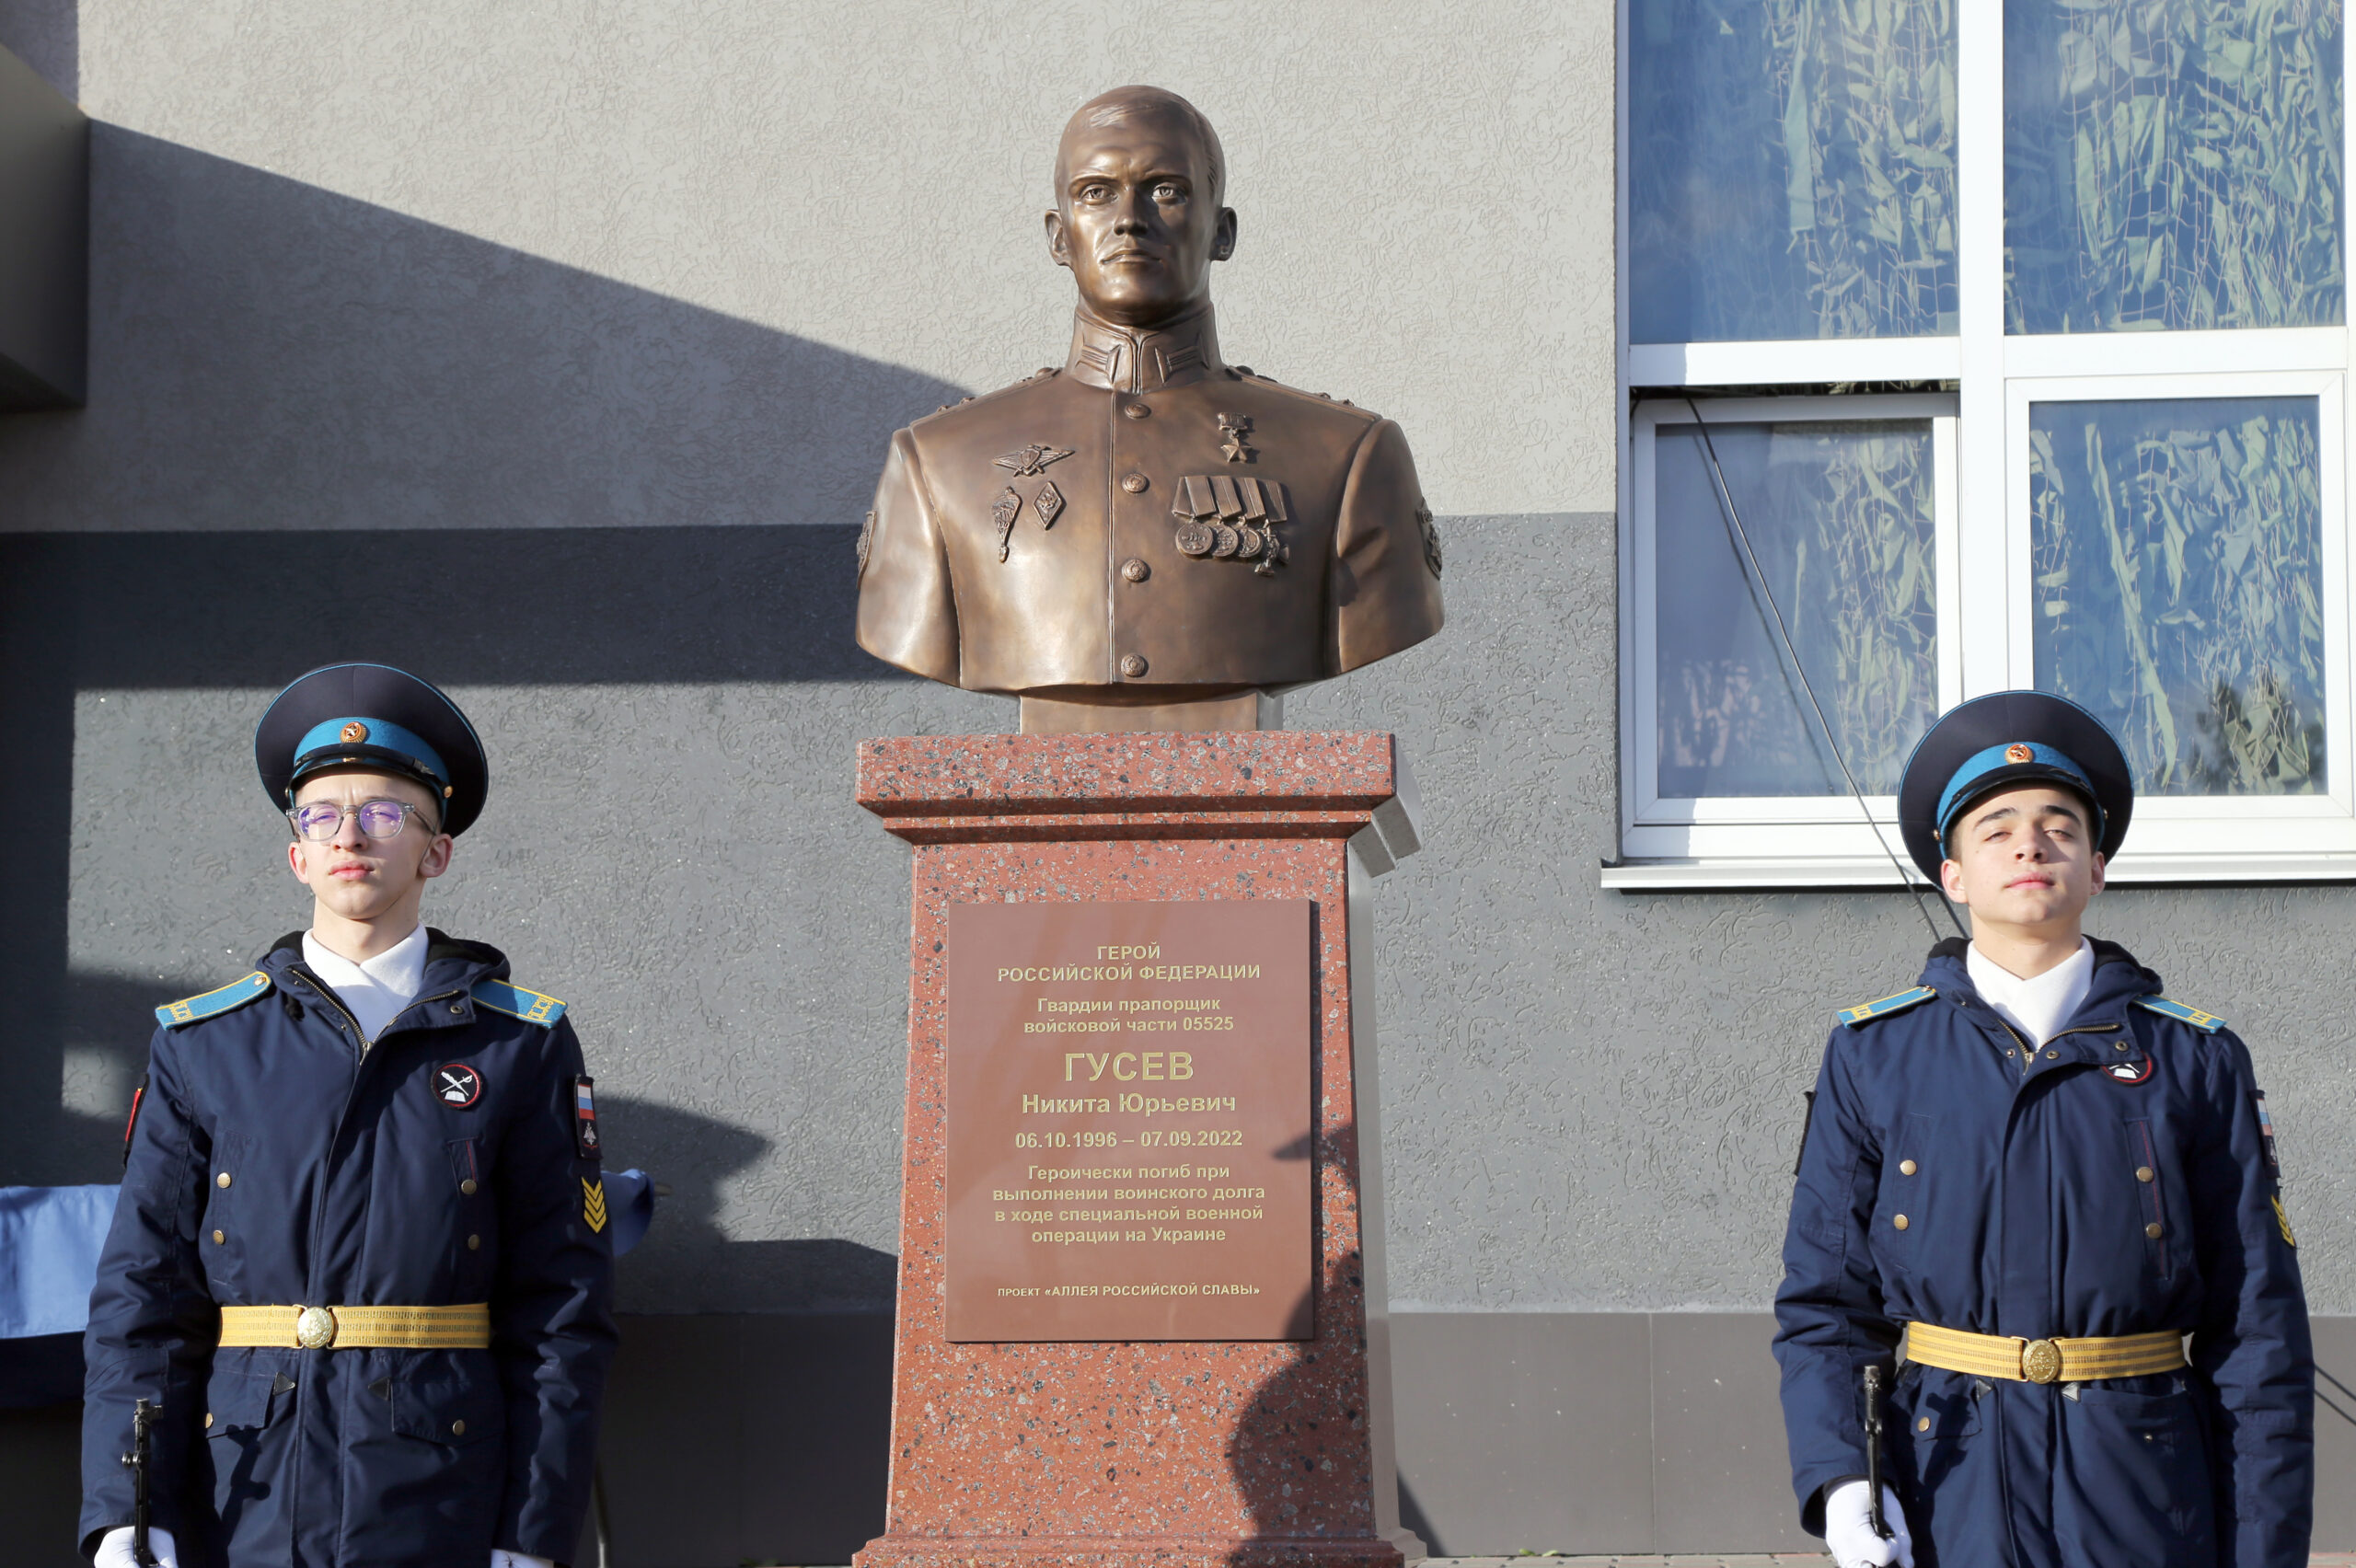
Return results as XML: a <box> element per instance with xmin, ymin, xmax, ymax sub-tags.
<box><xmin>2131</xmin><ymin>995</ymin><xmax>2226</xmax><ymax>1033</ymax></box>
<box><xmin>1228</xmin><ymin>367</ymin><xmax>1383</xmax><ymax>425</ymax></box>
<box><xmin>471</xmin><ymin>978</ymin><xmax>568</xmax><ymax>1026</ymax></box>
<box><xmin>1836</xmin><ymin>986</ymin><xmax>1938</xmax><ymax>1029</ymax></box>
<box><xmin>156</xmin><ymin>972</ymin><xmax>274</xmax><ymax>1028</ymax></box>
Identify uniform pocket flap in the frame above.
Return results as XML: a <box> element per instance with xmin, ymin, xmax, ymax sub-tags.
<box><xmin>203</xmin><ymin>1366</ymin><xmax>283</xmax><ymax>1437</ymax></box>
<box><xmin>389</xmin><ymin>1367</ymin><xmax>504</xmax><ymax>1447</ymax></box>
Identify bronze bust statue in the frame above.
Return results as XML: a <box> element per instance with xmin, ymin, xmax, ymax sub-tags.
<box><xmin>854</xmin><ymin>86</ymin><xmax>1445</xmax><ymax>733</ymax></box>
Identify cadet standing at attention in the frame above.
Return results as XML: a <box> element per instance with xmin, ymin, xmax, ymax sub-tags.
<box><xmin>1774</xmin><ymin>690</ymin><xmax>2313</xmax><ymax>1568</ymax></box>
<box><xmin>80</xmin><ymin>663</ymin><xmax>618</xmax><ymax>1568</ymax></box>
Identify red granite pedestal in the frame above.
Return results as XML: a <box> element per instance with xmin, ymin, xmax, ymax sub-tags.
<box><xmin>853</xmin><ymin>732</ymin><xmax>1425</xmax><ymax>1568</ymax></box>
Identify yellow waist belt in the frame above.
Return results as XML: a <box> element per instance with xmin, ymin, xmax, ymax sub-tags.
<box><xmin>217</xmin><ymin>1303</ymin><xmax>491</xmax><ymax>1351</ymax></box>
<box><xmin>1907</xmin><ymin>1320</ymin><xmax>2185</xmax><ymax>1385</ymax></box>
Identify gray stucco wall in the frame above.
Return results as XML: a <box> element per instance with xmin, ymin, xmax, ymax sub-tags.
<box><xmin>3</xmin><ymin>3</ymin><xmax>2351</xmax><ymax>1559</ymax></box>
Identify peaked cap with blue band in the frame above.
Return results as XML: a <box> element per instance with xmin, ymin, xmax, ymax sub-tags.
<box><xmin>255</xmin><ymin>663</ymin><xmax>490</xmax><ymax>836</ymax></box>
<box><xmin>1896</xmin><ymin>690</ymin><xmax>2132</xmax><ymax>881</ymax></box>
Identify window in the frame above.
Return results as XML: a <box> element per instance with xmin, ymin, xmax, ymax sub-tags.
<box><xmin>1615</xmin><ymin>0</ymin><xmax>2350</xmax><ymax>885</ymax></box>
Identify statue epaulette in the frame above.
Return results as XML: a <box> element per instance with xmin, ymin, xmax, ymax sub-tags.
<box><xmin>471</xmin><ymin>978</ymin><xmax>567</xmax><ymax>1026</ymax></box>
<box><xmin>1837</xmin><ymin>986</ymin><xmax>1938</xmax><ymax>1028</ymax></box>
<box><xmin>156</xmin><ymin>972</ymin><xmax>274</xmax><ymax>1027</ymax></box>
<box><xmin>2132</xmin><ymin>995</ymin><xmax>2226</xmax><ymax>1033</ymax></box>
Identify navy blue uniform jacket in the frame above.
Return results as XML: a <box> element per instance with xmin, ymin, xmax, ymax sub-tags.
<box><xmin>81</xmin><ymin>932</ymin><xmax>618</xmax><ymax>1568</ymax></box>
<box><xmin>1773</xmin><ymin>939</ymin><xmax>2311</xmax><ymax>1567</ymax></box>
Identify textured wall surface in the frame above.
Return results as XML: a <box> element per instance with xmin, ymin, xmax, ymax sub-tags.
<box><xmin>0</xmin><ymin>0</ymin><xmax>2350</xmax><ymax>1327</ymax></box>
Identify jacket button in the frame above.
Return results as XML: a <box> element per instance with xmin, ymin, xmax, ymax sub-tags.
<box><xmin>2145</xmin><ymin>1221</ymin><xmax>2164</xmax><ymax>1239</ymax></box>
<box><xmin>1916</xmin><ymin>1416</ymin><xmax>1930</xmax><ymax>1433</ymax></box>
<box><xmin>2046</xmin><ymin>1049</ymin><xmax>2060</xmax><ymax>1059</ymax></box>
<box><xmin>217</xmin><ymin>1171</ymin><xmax>232</xmax><ymax>1189</ymax></box>
<box><xmin>1121</xmin><ymin>472</ymin><xmax>1149</xmax><ymax>493</ymax></box>
<box><xmin>1119</xmin><ymin>654</ymin><xmax>1148</xmax><ymax>678</ymax></box>
<box><xmin>451</xmin><ymin>1419</ymin><xmax>466</xmax><ymax>1436</ymax></box>
<box><xmin>1899</xmin><ymin>1160</ymin><xmax>1917</xmax><ymax>1176</ymax></box>
<box><xmin>1892</xmin><ymin>1214</ymin><xmax>1909</xmax><ymax>1230</ymax></box>
<box><xmin>2116</xmin><ymin>1041</ymin><xmax>2131</xmax><ymax>1051</ymax></box>
<box><xmin>204</xmin><ymin>1412</ymin><xmax>214</xmax><ymax>1429</ymax></box>
<box><xmin>213</xmin><ymin>1229</ymin><xmax>226</xmax><ymax>1245</ymax></box>
<box><xmin>450</xmin><ymin>1003</ymin><xmax>464</xmax><ymax>1015</ymax></box>
<box><xmin>468</xmin><ymin>1234</ymin><xmax>482</xmax><ymax>1251</ymax></box>
<box><xmin>2136</xmin><ymin>1166</ymin><xmax>2154</xmax><ymax>1182</ymax></box>
<box><xmin>460</xmin><ymin>1179</ymin><xmax>479</xmax><ymax>1196</ymax></box>
<box><xmin>1124</xmin><ymin>401</ymin><xmax>1150</xmax><ymax>420</ymax></box>
<box><xmin>1122</xmin><ymin>559</ymin><xmax>1150</xmax><ymax>582</ymax></box>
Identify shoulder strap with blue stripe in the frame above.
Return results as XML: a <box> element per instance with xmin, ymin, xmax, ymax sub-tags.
<box><xmin>471</xmin><ymin>978</ymin><xmax>567</xmax><ymax>1026</ymax></box>
<box><xmin>1837</xmin><ymin>986</ymin><xmax>1938</xmax><ymax>1028</ymax></box>
<box><xmin>2132</xmin><ymin>995</ymin><xmax>2225</xmax><ymax>1033</ymax></box>
<box><xmin>156</xmin><ymin>971</ymin><xmax>273</xmax><ymax>1027</ymax></box>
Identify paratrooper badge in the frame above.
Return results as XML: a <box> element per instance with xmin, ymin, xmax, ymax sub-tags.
<box><xmin>993</xmin><ymin>444</ymin><xmax>1072</xmax><ymax>478</ymax></box>
<box><xmin>991</xmin><ymin>487</ymin><xmax>1023</xmax><ymax>562</ymax></box>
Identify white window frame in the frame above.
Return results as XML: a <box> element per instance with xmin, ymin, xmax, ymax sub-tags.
<box><xmin>1621</xmin><ymin>396</ymin><xmax>1960</xmax><ymax>881</ymax></box>
<box><xmin>1609</xmin><ymin>0</ymin><xmax>2356</xmax><ymax>888</ymax></box>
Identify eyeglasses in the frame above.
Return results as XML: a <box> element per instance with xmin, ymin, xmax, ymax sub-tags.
<box><xmin>288</xmin><ymin>800</ymin><xmax>436</xmax><ymax>842</ymax></box>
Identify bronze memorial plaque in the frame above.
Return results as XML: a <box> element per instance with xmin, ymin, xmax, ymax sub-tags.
<box><xmin>945</xmin><ymin>900</ymin><xmax>1314</xmax><ymax>1342</ymax></box>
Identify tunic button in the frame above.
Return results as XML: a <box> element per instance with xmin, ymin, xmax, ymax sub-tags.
<box><xmin>2145</xmin><ymin>1222</ymin><xmax>2165</xmax><ymax>1239</ymax></box>
<box><xmin>468</xmin><ymin>1234</ymin><xmax>481</xmax><ymax>1251</ymax></box>
<box><xmin>1899</xmin><ymin>1160</ymin><xmax>1917</xmax><ymax>1176</ymax></box>
<box><xmin>1119</xmin><ymin>654</ymin><xmax>1148</xmax><ymax>678</ymax></box>
<box><xmin>1892</xmin><ymin>1215</ymin><xmax>1909</xmax><ymax>1230</ymax></box>
<box><xmin>1122</xmin><ymin>559</ymin><xmax>1150</xmax><ymax>582</ymax></box>
<box><xmin>451</xmin><ymin>1419</ymin><xmax>466</xmax><ymax>1436</ymax></box>
<box><xmin>1121</xmin><ymin>472</ymin><xmax>1149</xmax><ymax>493</ymax></box>
<box><xmin>213</xmin><ymin>1229</ymin><xmax>225</xmax><ymax>1245</ymax></box>
<box><xmin>2136</xmin><ymin>1166</ymin><xmax>2154</xmax><ymax>1182</ymax></box>
<box><xmin>460</xmin><ymin>1179</ymin><xmax>479</xmax><ymax>1196</ymax></box>
<box><xmin>217</xmin><ymin>1171</ymin><xmax>232</xmax><ymax>1189</ymax></box>
<box><xmin>1123</xmin><ymin>401</ymin><xmax>1150</xmax><ymax>420</ymax></box>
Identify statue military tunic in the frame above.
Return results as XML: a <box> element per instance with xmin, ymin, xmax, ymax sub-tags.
<box><xmin>854</xmin><ymin>305</ymin><xmax>1445</xmax><ymax>698</ymax></box>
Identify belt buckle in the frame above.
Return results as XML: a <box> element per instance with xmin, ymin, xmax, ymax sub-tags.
<box><xmin>294</xmin><ymin>1305</ymin><xmax>339</xmax><ymax>1350</ymax></box>
<box><xmin>2021</xmin><ymin>1338</ymin><xmax>2063</xmax><ymax>1384</ymax></box>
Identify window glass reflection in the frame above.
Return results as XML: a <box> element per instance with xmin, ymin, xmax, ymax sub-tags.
<box><xmin>1656</xmin><ymin>421</ymin><xmax>1940</xmax><ymax>797</ymax></box>
<box><xmin>2031</xmin><ymin>397</ymin><xmax>2326</xmax><ymax>794</ymax></box>
<box><xmin>2004</xmin><ymin>0</ymin><xmax>2345</xmax><ymax>334</ymax></box>
<box><xmin>1631</xmin><ymin>0</ymin><xmax>1958</xmax><ymax>343</ymax></box>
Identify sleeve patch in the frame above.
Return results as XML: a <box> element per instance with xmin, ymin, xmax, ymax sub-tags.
<box><xmin>583</xmin><ymin>1178</ymin><xmax>608</xmax><ymax>1234</ymax></box>
<box><xmin>156</xmin><ymin>971</ymin><xmax>273</xmax><ymax>1027</ymax></box>
<box><xmin>470</xmin><ymin>978</ymin><xmax>567</xmax><ymax>1026</ymax></box>
<box><xmin>1837</xmin><ymin>986</ymin><xmax>1938</xmax><ymax>1028</ymax></box>
<box><xmin>2131</xmin><ymin>995</ymin><xmax>2226</xmax><ymax>1032</ymax></box>
<box><xmin>2273</xmin><ymin>1193</ymin><xmax>2297</xmax><ymax>1248</ymax></box>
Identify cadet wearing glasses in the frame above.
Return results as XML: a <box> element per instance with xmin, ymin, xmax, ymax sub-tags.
<box><xmin>81</xmin><ymin>663</ymin><xmax>617</xmax><ymax>1568</ymax></box>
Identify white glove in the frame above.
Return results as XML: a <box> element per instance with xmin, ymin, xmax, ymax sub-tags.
<box><xmin>94</xmin><ymin>1526</ymin><xmax>179</xmax><ymax>1568</ymax></box>
<box><xmin>490</xmin><ymin>1551</ymin><xmax>556</xmax><ymax>1568</ymax></box>
<box><xmin>1824</xmin><ymin>1479</ymin><xmax>1913</xmax><ymax>1568</ymax></box>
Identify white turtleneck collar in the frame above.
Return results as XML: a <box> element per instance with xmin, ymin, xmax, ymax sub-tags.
<box><xmin>1966</xmin><ymin>937</ymin><xmax>2094</xmax><ymax>1048</ymax></box>
<box><xmin>302</xmin><ymin>924</ymin><xmax>430</xmax><ymax>1044</ymax></box>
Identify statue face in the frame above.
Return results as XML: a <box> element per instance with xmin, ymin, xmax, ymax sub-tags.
<box><xmin>1046</xmin><ymin>110</ymin><xmax>1236</xmax><ymax>327</ymax></box>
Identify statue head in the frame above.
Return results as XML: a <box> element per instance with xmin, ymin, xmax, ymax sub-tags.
<box><xmin>1045</xmin><ymin>86</ymin><xmax>1237</xmax><ymax>329</ymax></box>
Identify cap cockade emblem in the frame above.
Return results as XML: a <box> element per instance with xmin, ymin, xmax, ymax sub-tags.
<box><xmin>993</xmin><ymin>444</ymin><xmax>1073</xmax><ymax>478</ymax></box>
<box><xmin>340</xmin><ymin>721</ymin><xmax>370</xmax><ymax>744</ymax></box>
<box><xmin>2005</xmin><ymin>743</ymin><xmax>2034</xmax><ymax>764</ymax></box>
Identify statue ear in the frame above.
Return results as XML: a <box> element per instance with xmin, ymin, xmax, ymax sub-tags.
<box><xmin>1045</xmin><ymin>209</ymin><xmax>1073</xmax><ymax>269</ymax></box>
<box><xmin>1211</xmin><ymin>207</ymin><xmax>1237</xmax><ymax>263</ymax></box>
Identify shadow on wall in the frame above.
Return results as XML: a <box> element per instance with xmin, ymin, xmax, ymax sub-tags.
<box><xmin>0</xmin><ymin>2</ymin><xmax>75</xmax><ymax>99</ymax></box>
<box><xmin>0</xmin><ymin>124</ymin><xmax>971</xmax><ymax>1188</ymax></box>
